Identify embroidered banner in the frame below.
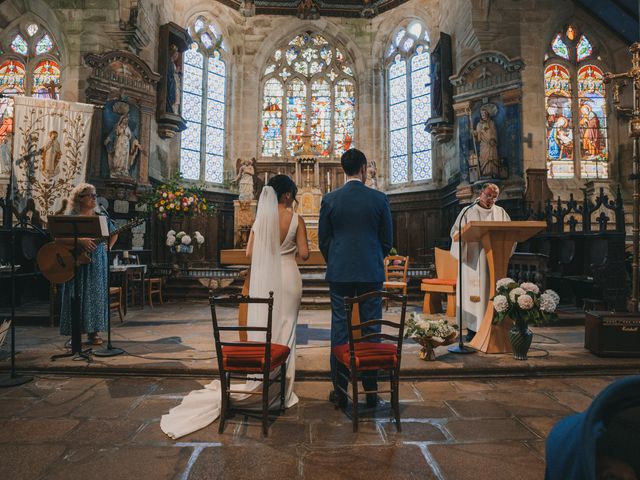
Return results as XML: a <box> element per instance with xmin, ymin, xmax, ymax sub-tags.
<box><xmin>12</xmin><ymin>96</ymin><xmax>94</xmax><ymax>222</ymax></box>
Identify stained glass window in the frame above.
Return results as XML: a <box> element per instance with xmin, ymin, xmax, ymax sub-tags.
<box><xmin>545</xmin><ymin>27</ymin><xmax>608</xmax><ymax>179</ymax></box>
<box><xmin>179</xmin><ymin>18</ymin><xmax>227</xmax><ymax>184</ymax></box>
<box><xmin>1</xmin><ymin>23</ymin><xmax>62</xmax><ymax>99</ymax></box>
<box><xmin>260</xmin><ymin>32</ymin><xmax>357</xmax><ymax>158</ymax></box>
<box><xmin>576</xmin><ymin>35</ymin><xmax>593</xmax><ymax>62</ymax></box>
<box><xmin>387</xmin><ymin>21</ymin><xmax>431</xmax><ymax>184</ymax></box>
<box><xmin>32</xmin><ymin>60</ymin><xmax>60</xmax><ymax>99</ymax></box>
<box><xmin>10</xmin><ymin>35</ymin><xmax>28</xmax><ymax>56</ymax></box>
<box><xmin>35</xmin><ymin>34</ymin><xmax>53</xmax><ymax>55</ymax></box>
<box><xmin>551</xmin><ymin>34</ymin><xmax>569</xmax><ymax>60</ymax></box>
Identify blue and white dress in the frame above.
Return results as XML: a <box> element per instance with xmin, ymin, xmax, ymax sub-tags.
<box><xmin>59</xmin><ymin>215</ymin><xmax>114</xmax><ymax>336</ymax></box>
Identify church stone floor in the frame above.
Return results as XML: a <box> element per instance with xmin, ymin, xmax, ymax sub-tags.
<box><xmin>0</xmin><ymin>373</ymin><xmax>629</xmax><ymax>479</ymax></box>
<box><xmin>3</xmin><ymin>300</ymin><xmax>640</xmax><ymax>377</ymax></box>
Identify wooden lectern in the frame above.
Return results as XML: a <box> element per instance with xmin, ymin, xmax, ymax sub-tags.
<box><xmin>455</xmin><ymin>221</ymin><xmax>547</xmax><ymax>354</ymax></box>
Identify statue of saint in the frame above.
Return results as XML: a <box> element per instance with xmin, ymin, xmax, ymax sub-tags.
<box><xmin>473</xmin><ymin>104</ymin><xmax>501</xmax><ymax>178</ymax></box>
<box><xmin>105</xmin><ymin>105</ymin><xmax>140</xmax><ymax>178</ymax></box>
<box><xmin>365</xmin><ymin>160</ymin><xmax>378</xmax><ymax>190</ymax></box>
<box><xmin>234</xmin><ymin>158</ymin><xmax>255</xmax><ymax>201</ymax></box>
<box><xmin>166</xmin><ymin>44</ymin><xmax>182</xmax><ymax>115</ymax></box>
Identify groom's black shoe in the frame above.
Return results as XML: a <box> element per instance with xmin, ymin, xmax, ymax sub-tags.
<box><xmin>329</xmin><ymin>390</ymin><xmax>347</xmax><ymax>409</ymax></box>
<box><xmin>365</xmin><ymin>394</ymin><xmax>389</xmax><ymax>410</ymax></box>
<box><xmin>466</xmin><ymin>329</ymin><xmax>476</xmax><ymax>342</ymax></box>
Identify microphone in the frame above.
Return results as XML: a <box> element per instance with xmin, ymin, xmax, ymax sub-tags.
<box><xmin>98</xmin><ymin>204</ymin><xmax>111</xmax><ymax>218</ymax></box>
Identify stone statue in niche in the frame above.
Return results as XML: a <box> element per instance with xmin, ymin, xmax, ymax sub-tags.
<box><xmin>166</xmin><ymin>44</ymin><xmax>182</xmax><ymax>115</ymax></box>
<box><xmin>104</xmin><ymin>101</ymin><xmax>141</xmax><ymax>179</ymax></box>
<box><xmin>365</xmin><ymin>160</ymin><xmax>378</xmax><ymax>190</ymax></box>
<box><xmin>297</xmin><ymin>0</ymin><xmax>320</xmax><ymax>19</ymax></box>
<box><xmin>234</xmin><ymin>157</ymin><xmax>256</xmax><ymax>201</ymax></box>
<box><xmin>473</xmin><ymin>103</ymin><xmax>501</xmax><ymax>178</ymax></box>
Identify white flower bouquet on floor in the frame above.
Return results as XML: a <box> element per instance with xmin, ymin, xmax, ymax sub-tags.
<box><xmin>492</xmin><ymin>278</ymin><xmax>559</xmax><ymax>331</ymax></box>
<box><xmin>405</xmin><ymin>313</ymin><xmax>458</xmax><ymax>361</ymax></box>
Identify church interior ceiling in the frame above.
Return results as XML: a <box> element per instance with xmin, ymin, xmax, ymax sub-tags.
<box><xmin>213</xmin><ymin>0</ymin><xmax>410</xmax><ymax>18</ymax></box>
<box><xmin>574</xmin><ymin>0</ymin><xmax>639</xmax><ymax>43</ymax></box>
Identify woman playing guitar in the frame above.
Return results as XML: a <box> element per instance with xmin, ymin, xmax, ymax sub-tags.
<box><xmin>58</xmin><ymin>183</ymin><xmax>118</xmax><ymax>346</ymax></box>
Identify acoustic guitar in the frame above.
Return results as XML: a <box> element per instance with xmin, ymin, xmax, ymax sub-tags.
<box><xmin>37</xmin><ymin>217</ymin><xmax>144</xmax><ymax>284</ymax></box>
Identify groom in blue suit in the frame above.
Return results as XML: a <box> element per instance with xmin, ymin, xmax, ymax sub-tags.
<box><xmin>318</xmin><ymin>148</ymin><xmax>393</xmax><ymax>408</ymax></box>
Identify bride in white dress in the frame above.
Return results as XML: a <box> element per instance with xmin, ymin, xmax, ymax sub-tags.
<box><xmin>161</xmin><ymin>175</ymin><xmax>309</xmax><ymax>439</ymax></box>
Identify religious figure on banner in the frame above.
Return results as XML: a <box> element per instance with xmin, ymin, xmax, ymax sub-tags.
<box><xmin>234</xmin><ymin>157</ymin><xmax>256</xmax><ymax>201</ymax></box>
<box><xmin>579</xmin><ymin>103</ymin><xmax>601</xmax><ymax>158</ymax></box>
<box><xmin>166</xmin><ymin>44</ymin><xmax>182</xmax><ymax>115</ymax></box>
<box><xmin>365</xmin><ymin>160</ymin><xmax>378</xmax><ymax>190</ymax></box>
<box><xmin>104</xmin><ymin>103</ymin><xmax>141</xmax><ymax>178</ymax></box>
<box><xmin>450</xmin><ymin>183</ymin><xmax>512</xmax><ymax>341</ymax></box>
<box><xmin>473</xmin><ymin>104</ymin><xmax>500</xmax><ymax>178</ymax></box>
<box><xmin>40</xmin><ymin>130</ymin><xmax>62</xmax><ymax>177</ymax></box>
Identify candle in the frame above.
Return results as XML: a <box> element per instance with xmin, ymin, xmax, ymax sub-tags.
<box><xmin>327</xmin><ymin>171</ymin><xmax>331</xmax><ymax>191</ymax></box>
<box><xmin>264</xmin><ymin>172</ymin><xmax>268</xmax><ymax>184</ymax></box>
<box><xmin>123</xmin><ymin>250</ymin><xmax>129</xmax><ymax>259</ymax></box>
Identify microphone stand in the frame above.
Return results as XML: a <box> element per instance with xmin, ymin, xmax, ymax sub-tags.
<box><xmin>93</xmin><ymin>206</ymin><xmax>124</xmax><ymax>357</ymax></box>
<box><xmin>448</xmin><ymin>199</ymin><xmax>479</xmax><ymax>354</ymax></box>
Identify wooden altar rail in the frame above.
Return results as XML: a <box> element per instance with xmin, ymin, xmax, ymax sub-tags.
<box><xmin>219</xmin><ymin>249</ymin><xmax>361</xmax><ymax>341</ymax></box>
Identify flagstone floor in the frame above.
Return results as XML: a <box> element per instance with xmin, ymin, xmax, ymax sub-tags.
<box><xmin>0</xmin><ymin>373</ymin><xmax>626</xmax><ymax>480</ymax></box>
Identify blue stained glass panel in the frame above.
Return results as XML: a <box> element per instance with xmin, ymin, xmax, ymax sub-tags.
<box><xmin>182</xmin><ymin>92</ymin><xmax>202</xmax><ymax>123</ymax></box>
<box><xmin>206</xmin><ymin>100</ymin><xmax>225</xmax><ymax>129</ymax></box>
<box><xmin>411</xmin><ymin>95</ymin><xmax>430</xmax><ymax>124</ymax></box>
<box><xmin>10</xmin><ymin>35</ymin><xmax>28</xmax><ymax>56</ymax></box>
<box><xmin>412</xmin><ymin>124</ymin><xmax>431</xmax><ymax>153</ymax></box>
<box><xmin>206</xmin><ymin>126</ymin><xmax>224</xmax><ymax>155</ymax></box>
<box><xmin>389</xmin><ymin>76</ymin><xmax>407</xmax><ymax>105</ymax></box>
<box><xmin>390</xmin><ymin>102</ymin><xmax>407</xmax><ymax>129</ymax></box>
<box><xmin>411</xmin><ymin>68</ymin><xmax>430</xmax><ymax>98</ymax></box>
<box><xmin>390</xmin><ymin>129</ymin><xmax>408</xmax><ymax>157</ymax></box>
<box><xmin>209</xmin><ymin>56</ymin><xmax>226</xmax><ymax>76</ymax></box>
<box><xmin>184</xmin><ymin>45</ymin><xmax>203</xmax><ymax>68</ymax></box>
<box><xmin>412</xmin><ymin>150</ymin><xmax>432</xmax><ymax>181</ymax></box>
<box><xmin>389</xmin><ymin>58</ymin><xmax>406</xmax><ymax>80</ymax></box>
<box><xmin>334</xmin><ymin>80</ymin><xmax>355</xmax><ymax>156</ymax></box>
<box><xmin>576</xmin><ymin>35</ymin><xmax>593</xmax><ymax>62</ymax></box>
<box><xmin>180</xmin><ymin>149</ymin><xmax>200</xmax><ymax>180</ymax></box>
<box><xmin>205</xmin><ymin>153</ymin><xmax>224</xmax><ymax>183</ymax></box>
<box><xmin>286</xmin><ymin>79</ymin><xmax>307</xmax><ymax>154</ymax></box>
<box><xmin>261</xmin><ymin>79</ymin><xmax>284</xmax><ymax>156</ymax></box>
<box><xmin>207</xmin><ymin>71</ymin><xmax>225</xmax><ymax>102</ymax></box>
<box><xmin>390</xmin><ymin>155</ymin><xmax>408</xmax><ymax>184</ymax></box>
<box><xmin>183</xmin><ymin>63</ymin><xmax>203</xmax><ymax>94</ymax></box>
<box><xmin>551</xmin><ymin>34</ymin><xmax>569</xmax><ymax>60</ymax></box>
<box><xmin>181</xmin><ymin>121</ymin><xmax>201</xmax><ymax>150</ymax></box>
<box><xmin>35</xmin><ymin>34</ymin><xmax>53</xmax><ymax>54</ymax></box>
<box><xmin>311</xmin><ymin>80</ymin><xmax>332</xmax><ymax>156</ymax></box>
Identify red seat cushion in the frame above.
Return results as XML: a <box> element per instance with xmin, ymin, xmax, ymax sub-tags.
<box><xmin>332</xmin><ymin>343</ymin><xmax>398</xmax><ymax>370</ymax></box>
<box><xmin>422</xmin><ymin>278</ymin><xmax>457</xmax><ymax>286</ymax></box>
<box><xmin>222</xmin><ymin>343</ymin><xmax>290</xmax><ymax>373</ymax></box>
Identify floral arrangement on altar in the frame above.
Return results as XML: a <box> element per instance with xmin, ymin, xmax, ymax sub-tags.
<box><xmin>492</xmin><ymin>279</ymin><xmax>559</xmax><ymax>330</ymax></box>
<box><xmin>166</xmin><ymin>230</ymin><xmax>205</xmax><ymax>254</ymax></box>
<box><xmin>405</xmin><ymin>313</ymin><xmax>458</xmax><ymax>361</ymax></box>
<box><xmin>142</xmin><ymin>175</ymin><xmax>214</xmax><ymax>219</ymax></box>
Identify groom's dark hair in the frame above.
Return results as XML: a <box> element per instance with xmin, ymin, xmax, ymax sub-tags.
<box><xmin>268</xmin><ymin>174</ymin><xmax>298</xmax><ymax>202</ymax></box>
<box><xmin>341</xmin><ymin>148</ymin><xmax>367</xmax><ymax>176</ymax></box>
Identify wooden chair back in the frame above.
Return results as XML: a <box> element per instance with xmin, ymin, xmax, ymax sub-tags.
<box><xmin>384</xmin><ymin>255</ymin><xmax>410</xmax><ymax>284</ymax></box>
<box><xmin>434</xmin><ymin>248</ymin><xmax>458</xmax><ymax>282</ymax></box>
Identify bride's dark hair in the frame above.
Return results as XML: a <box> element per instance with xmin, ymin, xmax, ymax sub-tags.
<box><xmin>267</xmin><ymin>174</ymin><xmax>298</xmax><ymax>203</ymax></box>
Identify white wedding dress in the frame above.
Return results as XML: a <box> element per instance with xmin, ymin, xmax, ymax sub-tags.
<box><xmin>161</xmin><ymin>188</ymin><xmax>301</xmax><ymax>439</ymax></box>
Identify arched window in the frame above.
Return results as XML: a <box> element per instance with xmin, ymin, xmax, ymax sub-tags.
<box><xmin>0</xmin><ymin>21</ymin><xmax>61</xmax><ymax>98</ymax></box>
<box><xmin>386</xmin><ymin>21</ymin><xmax>431</xmax><ymax>185</ymax></box>
<box><xmin>260</xmin><ymin>32</ymin><xmax>356</xmax><ymax>158</ymax></box>
<box><xmin>544</xmin><ymin>25</ymin><xmax>608</xmax><ymax>179</ymax></box>
<box><xmin>180</xmin><ymin>17</ymin><xmax>227</xmax><ymax>183</ymax></box>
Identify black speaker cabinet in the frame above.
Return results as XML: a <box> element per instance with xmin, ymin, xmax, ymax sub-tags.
<box><xmin>585</xmin><ymin>311</ymin><xmax>640</xmax><ymax>357</ymax></box>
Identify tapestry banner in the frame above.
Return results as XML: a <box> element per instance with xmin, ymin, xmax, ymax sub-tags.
<box><xmin>12</xmin><ymin>96</ymin><xmax>94</xmax><ymax>222</ymax></box>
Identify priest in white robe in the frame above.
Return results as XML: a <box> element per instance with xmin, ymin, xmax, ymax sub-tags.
<box><xmin>450</xmin><ymin>183</ymin><xmax>511</xmax><ymax>340</ymax></box>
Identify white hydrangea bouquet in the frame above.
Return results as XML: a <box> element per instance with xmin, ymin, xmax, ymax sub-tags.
<box><xmin>492</xmin><ymin>278</ymin><xmax>559</xmax><ymax>331</ymax></box>
<box><xmin>405</xmin><ymin>313</ymin><xmax>458</xmax><ymax>361</ymax></box>
<box><xmin>166</xmin><ymin>230</ymin><xmax>205</xmax><ymax>254</ymax></box>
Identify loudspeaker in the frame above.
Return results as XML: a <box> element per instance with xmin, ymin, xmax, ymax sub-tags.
<box><xmin>585</xmin><ymin>311</ymin><xmax>640</xmax><ymax>357</ymax></box>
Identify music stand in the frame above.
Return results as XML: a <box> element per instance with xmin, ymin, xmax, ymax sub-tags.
<box><xmin>48</xmin><ymin>215</ymin><xmax>106</xmax><ymax>362</ymax></box>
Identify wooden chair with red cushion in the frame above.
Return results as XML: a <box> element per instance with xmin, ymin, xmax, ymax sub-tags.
<box><xmin>210</xmin><ymin>292</ymin><xmax>289</xmax><ymax>436</ymax></box>
<box><xmin>421</xmin><ymin>247</ymin><xmax>458</xmax><ymax>317</ymax></box>
<box><xmin>332</xmin><ymin>290</ymin><xmax>408</xmax><ymax>432</ymax></box>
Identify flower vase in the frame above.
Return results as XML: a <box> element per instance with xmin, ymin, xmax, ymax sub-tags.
<box><xmin>509</xmin><ymin>325</ymin><xmax>533</xmax><ymax>360</ymax></box>
<box><xmin>419</xmin><ymin>341</ymin><xmax>437</xmax><ymax>361</ymax></box>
